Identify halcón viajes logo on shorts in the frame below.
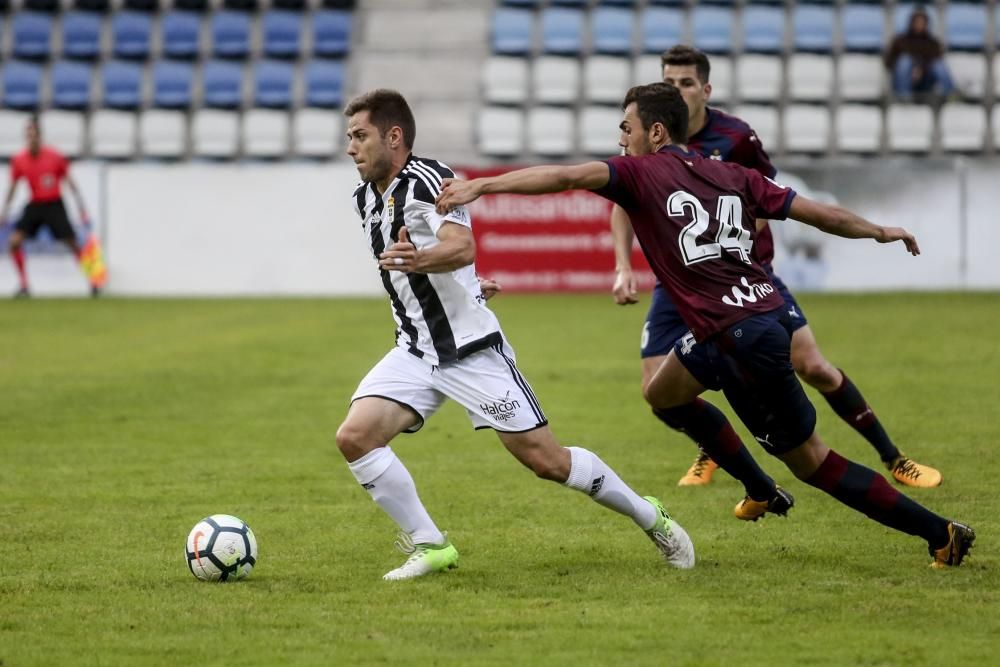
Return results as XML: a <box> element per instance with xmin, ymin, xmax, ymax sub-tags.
<box><xmin>481</xmin><ymin>390</ymin><xmax>520</xmax><ymax>422</ymax></box>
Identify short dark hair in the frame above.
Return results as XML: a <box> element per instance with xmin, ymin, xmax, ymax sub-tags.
<box><xmin>344</xmin><ymin>89</ymin><xmax>416</xmax><ymax>150</ymax></box>
<box><xmin>622</xmin><ymin>83</ymin><xmax>689</xmax><ymax>145</ymax></box>
<box><xmin>660</xmin><ymin>45</ymin><xmax>711</xmax><ymax>84</ymax></box>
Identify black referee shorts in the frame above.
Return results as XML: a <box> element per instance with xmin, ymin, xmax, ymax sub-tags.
<box><xmin>15</xmin><ymin>200</ymin><xmax>76</xmax><ymax>241</ymax></box>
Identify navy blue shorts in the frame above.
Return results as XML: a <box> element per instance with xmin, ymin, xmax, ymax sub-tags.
<box><xmin>642</xmin><ymin>274</ymin><xmax>807</xmax><ymax>361</ymax></box>
<box><xmin>641</xmin><ymin>283</ymin><xmax>689</xmax><ymax>358</ymax></box>
<box><xmin>674</xmin><ymin>309</ymin><xmax>817</xmax><ymax>455</ymax></box>
<box><xmin>764</xmin><ymin>265</ymin><xmax>808</xmax><ymax>334</ymax></box>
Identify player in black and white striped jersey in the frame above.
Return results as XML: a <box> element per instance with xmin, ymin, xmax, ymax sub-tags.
<box><xmin>336</xmin><ymin>88</ymin><xmax>695</xmax><ymax>580</ymax></box>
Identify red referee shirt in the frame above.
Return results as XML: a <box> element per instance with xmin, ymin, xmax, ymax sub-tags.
<box><xmin>10</xmin><ymin>146</ymin><xmax>69</xmax><ymax>203</ymax></box>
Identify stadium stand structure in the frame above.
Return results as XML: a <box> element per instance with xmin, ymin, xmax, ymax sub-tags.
<box><xmin>478</xmin><ymin>0</ymin><xmax>1000</xmax><ymax>161</ymax></box>
<box><xmin>0</xmin><ymin>1</ymin><xmax>998</xmax><ymax>161</ymax></box>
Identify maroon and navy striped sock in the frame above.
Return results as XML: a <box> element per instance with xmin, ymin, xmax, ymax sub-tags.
<box><xmin>654</xmin><ymin>398</ymin><xmax>776</xmax><ymax>501</ymax></box>
<box><xmin>804</xmin><ymin>449</ymin><xmax>949</xmax><ymax>547</ymax></box>
<box><xmin>821</xmin><ymin>371</ymin><xmax>900</xmax><ymax>463</ymax></box>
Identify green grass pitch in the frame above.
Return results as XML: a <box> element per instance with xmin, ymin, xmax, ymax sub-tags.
<box><xmin>1</xmin><ymin>292</ymin><xmax>997</xmax><ymax>666</ymax></box>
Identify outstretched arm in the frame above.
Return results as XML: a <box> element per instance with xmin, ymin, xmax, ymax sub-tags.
<box><xmin>435</xmin><ymin>162</ymin><xmax>611</xmax><ymax>214</ymax></box>
<box><xmin>379</xmin><ymin>224</ymin><xmax>476</xmax><ymax>274</ymax></box>
<box><xmin>788</xmin><ymin>196</ymin><xmax>920</xmax><ymax>256</ymax></box>
<box><xmin>610</xmin><ymin>204</ymin><xmax>639</xmax><ymax>305</ymax></box>
<box><xmin>64</xmin><ymin>172</ymin><xmax>90</xmax><ymax>224</ymax></box>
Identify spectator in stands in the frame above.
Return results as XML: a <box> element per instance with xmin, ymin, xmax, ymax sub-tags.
<box><xmin>884</xmin><ymin>6</ymin><xmax>955</xmax><ymax>102</ymax></box>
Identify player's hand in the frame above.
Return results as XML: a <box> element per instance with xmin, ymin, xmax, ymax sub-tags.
<box><xmin>612</xmin><ymin>268</ymin><xmax>639</xmax><ymax>305</ymax></box>
<box><xmin>435</xmin><ymin>179</ymin><xmax>481</xmax><ymax>214</ymax></box>
<box><xmin>379</xmin><ymin>226</ymin><xmax>419</xmax><ymax>272</ymax></box>
<box><xmin>879</xmin><ymin>227</ymin><xmax>920</xmax><ymax>256</ymax></box>
<box><xmin>477</xmin><ymin>275</ymin><xmax>502</xmax><ymax>300</ymax></box>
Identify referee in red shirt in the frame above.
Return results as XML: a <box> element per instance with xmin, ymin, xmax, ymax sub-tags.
<box><xmin>1</xmin><ymin>116</ymin><xmax>95</xmax><ymax>297</ymax></box>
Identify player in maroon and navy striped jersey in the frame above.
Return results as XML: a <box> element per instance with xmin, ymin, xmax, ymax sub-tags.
<box><xmin>611</xmin><ymin>46</ymin><xmax>941</xmax><ymax>490</ymax></box>
<box><xmin>436</xmin><ymin>83</ymin><xmax>974</xmax><ymax>568</ymax></box>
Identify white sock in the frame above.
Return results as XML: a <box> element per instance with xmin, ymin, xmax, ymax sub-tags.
<box><xmin>347</xmin><ymin>446</ymin><xmax>445</xmax><ymax>546</ymax></box>
<box><xmin>564</xmin><ymin>446</ymin><xmax>657</xmax><ymax>530</ymax></box>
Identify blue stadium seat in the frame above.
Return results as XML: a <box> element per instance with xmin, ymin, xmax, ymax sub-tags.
<box><xmin>946</xmin><ymin>4</ymin><xmax>987</xmax><ymax>51</ymax></box>
<box><xmin>152</xmin><ymin>61</ymin><xmax>194</xmax><ymax>108</ymax></box>
<box><xmin>12</xmin><ymin>13</ymin><xmax>54</xmax><ymax>60</ymax></box>
<box><xmin>841</xmin><ymin>5</ymin><xmax>884</xmax><ymax>53</ymax></box>
<box><xmin>61</xmin><ymin>11</ymin><xmax>102</xmax><ymax>60</ymax></box>
<box><xmin>254</xmin><ymin>60</ymin><xmax>294</xmax><ymax>108</ymax></box>
<box><xmin>112</xmin><ymin>11</ymin><xmax>153</xmax><ymax>60</ymax></box>
<box><xmin>742</xmin><ymin>6</ymin><xmax>784</xmax><ymax>54</ymax></box>
<box><xmin>3</xmin><ymin>61</ymin><xmax>44</xmax><ymax>109</ymax></box>
<box><xmin>223</xmin><ymin>0</ymin><xmax>258</xmax><ymax>11</ymax></box>
<box><xmin>591</xmin><ymin>7</ymin><xmax>634</xmax><ymax>56</ymax></box>
<box><xmin>24</xmin><ymin>0</ymin><xmax>59</xmax><ymax>11</ymax></box>
<box><xmin>262</xmin><ymin>10</ymin><xmax>303</xmax><ymax>59</ymax></box>
<box><xmin>550</xmin><ymin>0</ymin><xmax>586</xmax><ymax>6</ymax></box>
<box><xmin>692</xmin><ymin>6</ymin><xmax>734</xmax><ymax>54</ymax></box>
<box><xmin>313</xmin><ymin>10</ymin><xmax>352</xmax><ymax>58</ymax></box>
<box><xmin>492</xmin><ymin>9</ymin><xmax>533</xmax><ymax>56</ymax></box>
<box><xmin>161</xmin><ymin>11</ymin><xmax>202</xmax><ymax>60</ymax></box>
<box><xmin>499</xmin><ymin>0</ymin><xmax>541</xmax><ymax>6</ymax></box>
<box><xmin>102</xmin><ymin>60</ymin><xmax>144</xmax><ymax>109</ymax></box>
<box><xmin>641</xmin><ymin>7</ymin><xmax>682</xmax><ymax>54</ymax></box>
<box><xmin>51</xmin><ymin>60</ymin><xmax>93</xmax><ymax>109</ymax></box>
<box><xmin>272</xmin><ymin>0</ymin><xmax>305</xmax><ymax>9</ymax></box>
<box><xmin>74</xmin><ymin>0</ymin><xmax>111</xmax><ymax>11</ymax></box>
<box><xmin>212</xmin><ymin>11</ymin><xmax>251</xmax><ymax>59</ymax></box>
<box><xmin>173</xmin><ymin>0</ymin><xmax>208</xmax><ymax>11</ymax></box>
<box><xmin>598</xmin><ymin>0</ymin><xmax>638</xmax><ymax>6</ymax></box>
<box><xmin>793</xmin><ymin>6</ymin><xmax>834</xmax><ymax>53</ymax></box>
<box><xmin>202</xmin><ymin>60</ymin><xmax>244</xmax><ymax>108</ymax></box>
<box><xmin>123</xmin><ymin>0</ymin><xmax>159</xmax><ymax>10</ymax></box>
<box><xmin>304</xmin><ymin>60</ymin><xmax>345</xmax><ymax>108</ymax></box>
<box><xmin>541</xmin><ymin>7</ymin><xmax>584</xmax><ymax>55</ymax></box>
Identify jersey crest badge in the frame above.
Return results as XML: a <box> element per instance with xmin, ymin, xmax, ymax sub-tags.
<box><xmin>387</xmin><ymin>196</ymin><xmax>395</xmax><ymax>222</ymax></box>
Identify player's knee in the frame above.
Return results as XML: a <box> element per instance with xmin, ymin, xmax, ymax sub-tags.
<box><xmin>334</xmin><ymin>422</ymin><xmax>371</xmax><ymax>460</ymax></box>
<box><xmin>517</xmin><ymin>447</ymin><xmax>569</xmax><ymax>482</ymax></box>
<box><xmin>793</xmin><ymin>354</ymin><xmax>837</xmax><ymax>388</ymax></box>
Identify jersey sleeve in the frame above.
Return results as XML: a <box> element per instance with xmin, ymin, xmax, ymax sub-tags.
<box><xmin>590</xmin><ymin>156</ymin><xmax>637</xmax><ymax>208</ymax></box>
<box><xmin>745</xmin><ymin>169</ymin><xmax>796</xmax><ymax>221</ymax></box>
<box><xmin>409</xmin><ymin>164</ymin><xmax>472</xmax><ymax>234</ymax></box>
<box><xmin>729</xmin><ymin>129</ymin><xmax>777</xmax><ymax>179</ymax></box>
<box><xmin>9</xmin><ymin>156</ymin><xmax>22</xmax><ymax>182</ymax></box>
<box><xmin>56</xmin><ymin>152</ymin><xmax>69</xmax><ymax>178</ymax></box>
<box><xmin>412</xmin><ymin>196</ymin><xmax>471</xmax><ymax>235</ymax></box>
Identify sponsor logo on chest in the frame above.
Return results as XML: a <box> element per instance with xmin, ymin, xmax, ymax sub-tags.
<box><xmin>721</xmin><ymin>276</ymin><xmax>775</xmax><ymax>308</ymax></box>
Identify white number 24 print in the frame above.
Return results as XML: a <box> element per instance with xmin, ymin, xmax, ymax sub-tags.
<box><xmin>668</xmin><ymin>191</ymin><xmax>753</xmax><ymax>266</ymax></box>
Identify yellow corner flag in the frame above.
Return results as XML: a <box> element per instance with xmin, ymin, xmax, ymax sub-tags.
<box><xmin>79</xmin><ymin>234</ymin><xmax>107</xmax><ymax>288</ymax></box>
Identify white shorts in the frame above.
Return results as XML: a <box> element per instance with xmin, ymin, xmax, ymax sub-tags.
<box><xmin>351</xmin><ymin>341</ymin><xmax>548</xmax><ymax>433</ymax></box>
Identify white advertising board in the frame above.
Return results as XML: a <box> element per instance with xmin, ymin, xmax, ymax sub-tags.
<box><xmin>104</xmin><ymin>162</ymin><xmax>381</xmax><ymax>296</ymax></box>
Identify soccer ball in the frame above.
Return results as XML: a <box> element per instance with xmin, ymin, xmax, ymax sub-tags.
<box><xmin>185</xmin><ymin>514</ymin><xmax>258</xmax><ymax>582</ymax></box>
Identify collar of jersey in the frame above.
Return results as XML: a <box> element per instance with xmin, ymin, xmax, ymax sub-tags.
<box><xmin>657</xmin><ymin>145</ymin><xmax>698</xmax><ymax>159</ymax></box>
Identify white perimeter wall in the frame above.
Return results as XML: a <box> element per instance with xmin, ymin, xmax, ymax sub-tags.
<box><xmin>2</xmin><ymin>159</ymin><xmax>1000</xmax><ymax>296</ymax></box>
<box><xmin>105</xmin><ymin>163</ymin><xmax>381</xmax><ymax>296</ymax></box>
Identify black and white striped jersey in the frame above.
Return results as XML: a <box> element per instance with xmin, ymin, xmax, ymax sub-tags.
<box><xmin>352</xmin><ymin>154</ymin><xmax>503</xmax><ymax>365</ymax></box>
